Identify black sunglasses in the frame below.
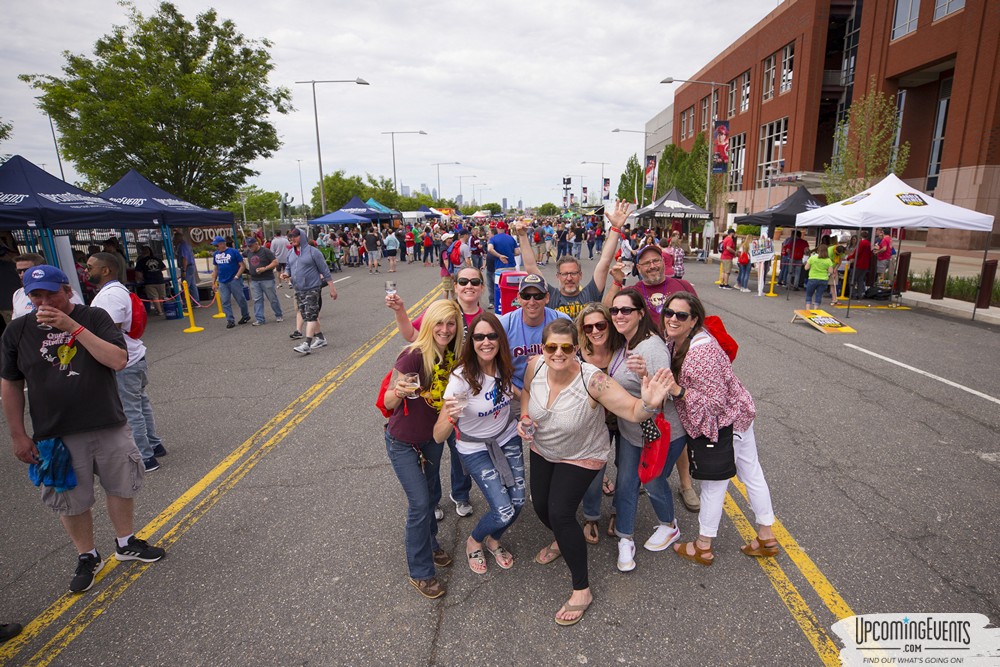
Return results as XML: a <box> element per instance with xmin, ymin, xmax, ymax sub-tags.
<box><xmin>663</xmin><ymin>308</ymin><xmax>692</xmax><ymax>322</ymax></box>
<box><xmin>456</xmin><ymin>277</ymin><xmax>483</xmax><ymax>286</ymax></box>
<box><xmin>520</xmin><ymin>292</ymin><xmax>547</xmax><ymax>301</ymax></box>
<box><xmin>582</xmin><ymin>320</ymin><xmax>609</xmax><ymax>334</ymax></box>
<box><xmin>471</xmin><ymin>332</ymin><xmax>499</xmax><ymax>342</ymax></box>
<box><xmin>609</xmin><ymin>306</ymin><xmax>640</xmax><ymax>316</ymax></box>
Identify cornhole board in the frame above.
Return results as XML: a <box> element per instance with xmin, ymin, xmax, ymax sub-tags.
<box><xmin>791</xmin><ymin>309</ymin><xmax>857</xmax><ymax>334</ymax></box>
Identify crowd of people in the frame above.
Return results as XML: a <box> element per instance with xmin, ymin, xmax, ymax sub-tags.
<box><xmin>379</xmin><ymin>202</ymin><xmax>779</xmax><ymax>627</ymax></box>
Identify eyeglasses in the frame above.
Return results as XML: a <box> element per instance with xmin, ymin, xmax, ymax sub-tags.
<box><xmin>556</xmin><ymin>271</ymin><xmax>582</xmax><ymax>277</ymax></box>
<box><xmin>582</xmin><ymin>320</ymin><xmax>609</xmax><ymax>334</ymax></box>
<box><xmin>16</xmin><ymin>268</ymin><xmax>28</xmax><ymax>274</ymax></box>
<box><xmin>663</xmin><ymin>308</ymin><xmax>692</xmax><ymax>322</ymax></box>
<box><xmin>609</xmin><ymin>306</ymin><xmax>640</xmax><ymax>316</ymax></box>
<box><xmin>519</xmin><ymin>292</ymin><xmax>547</xmax><ymax>301</ymax></box>
<box><xmin>471</xmin><ymin>332</ymin><xmax>499</xmax><ymax>341</ymax></box>
<box><xmin>542</xmin><ymin>342</ymin><xmax>575</xmax><ymax>354</ymax></box>
<box><xmin>456</xmin><ymin>277</ymin><xmax>483</xmax><ymax>286</ymax></box>
<box><xmin>638</xmin><ymin>259</ymin><xmax>663</xmax><ymax>268</ymax></box>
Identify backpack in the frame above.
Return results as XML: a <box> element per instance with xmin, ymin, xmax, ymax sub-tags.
<box><xmin>702</xmin><ymin>315</ymin><xmax>737</xmax><ymax>362</ymax></box>
<box><xmin>116</xmin><ymin>284</ymin><xmax>147</xmax><ymax>339</ymax></box>
<box><xmin>450</xmin><ymin>240</ymin><xmax>463</xmax><ymax>266</ymax></box>
<box><xmin>533</xmin><ymin>230</ymin><xmax>541</xmax><ymax>243</ymax></box>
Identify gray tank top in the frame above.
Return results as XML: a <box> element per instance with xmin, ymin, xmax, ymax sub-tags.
<box><xmin>528</xmin><ymin>359</ymin><xmax>611</xmax><ymax>463</ymax></box>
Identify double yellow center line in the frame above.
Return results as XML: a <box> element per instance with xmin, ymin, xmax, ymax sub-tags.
<box><xmin>0</xmin><ymin>288</ymin><xmax>440</xmax><ymax>667</ymax></box>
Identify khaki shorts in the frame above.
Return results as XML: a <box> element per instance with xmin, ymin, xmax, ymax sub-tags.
<box><xmin>441</xmin><ymin>275</ymin><xmax>455</xmax><ymax>292</ymax></box>
<box><xmin>721</xmin><ymin>259</ymin><xmax>734</xmax><ymax>275</ymax></box>
<box><xmin>42</xmin><ymin>423</ymin><xmax>144</xmax><ymax>516</ymax></box>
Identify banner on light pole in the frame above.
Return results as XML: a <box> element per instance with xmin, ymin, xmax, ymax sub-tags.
<box><xmin>644</xmin><ymin>155</ymin><xmax>657</xmax><ymax>190</ymax></box>
<box><xmin>712</xmin><ymin>121</ymin><xmax>730</xmax><ymax>174</ymax></box>
<box><xmin>602</xmin><ymin>178</ymin><xmax>610</xmax><ymax>200</ymax></box>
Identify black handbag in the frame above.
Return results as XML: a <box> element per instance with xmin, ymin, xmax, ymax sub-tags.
<box><xmin>685</xmin><ymin>424</ymin><xmax>736</xmax><ymax>481</ymax></box>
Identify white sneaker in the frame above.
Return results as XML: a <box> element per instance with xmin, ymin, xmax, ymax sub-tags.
<box><xmin>617</xmin><ymin>538</ymin><xmax>636</xmax><ymax>572</ymax></box>
<box><xmin>434</xmin><ymin>506</ymin><xmax>444</xmax><ymax>521</ymax></box>
<box><xmin>449</xmin><ymin>494</ymin><xmax>473</xmax><ymax>517</ymax></box>
<box><xmin>644</xmin><ymin>524</ymin><xmax>680</xmax><ymax>552</ymax></box>
<box><xmin>293</xmin><ymin>342</ymin><xmax>311</xmax><ymax>355</ymax></box>
<box><xmin>310</xmin><ymin>337</ymin><xmax>328</xmax><ymax>349</ymax></box>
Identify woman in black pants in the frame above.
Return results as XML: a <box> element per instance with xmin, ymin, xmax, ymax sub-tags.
<box><xmin>518</xmin><ymin>319</ymin><xmax>671</xmax><ymax>626</ymax></box>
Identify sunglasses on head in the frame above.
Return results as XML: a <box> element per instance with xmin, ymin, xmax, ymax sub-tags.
<box><xmin>519</xmin><ymin>292</ymin><xmax>547</xmax><ymax>301</ymax></box>
<box><xmin>582</xmin><ymin>320</ymin><xmax>609</xmax><ymax>334</ymax></box>
<box><xmin>471</xmin><ymin>332</ymin><xmax>499</xmax><ymax>341</ymax></box>
<box><xmin>609</xmin><ymin>306</ymin><xmax>640</xmax><ymax>316</ymax></box>
<box><xmin>457</xmin><ymin>277</ymin><xmax>483</xmax><ymax>286</ymax></box>
<box><xmin>542</xmin><ymin>342</ymin><xmax>575</xmax><ymax>354</ymax></box>
<box><xmin>663</xmin><ymin>308</ymin><xmax>692</xmax><ymax>322</ymax></box>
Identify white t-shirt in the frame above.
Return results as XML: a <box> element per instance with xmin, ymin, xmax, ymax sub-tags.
<box><xmin>91</xmin><ymin>281</ymin><xmax>146</xmax><ymax>367</ymax></box>
<box><xmin>270</xmin><ymin>236</ymin><xmax>290</xmax><ymax>263</ymax></box>
<box><xmin>11</xmin><ymin>287</ymin><xmax>85</xmax><ymax>320</ymax></box>
<box><xmin>444</xmin><ymin>370</ymin><xmax>518</xmax><ymax>455</ymax></box>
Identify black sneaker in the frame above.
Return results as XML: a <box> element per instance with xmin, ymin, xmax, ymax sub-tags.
<box><xmin>143</xmin><ymin>456</ymin><xmax>160</xmax><ymax>472</ymax></box>
<box><xmin>152</xmin><ymin>444</ymin><xmax>168</xmax><ymax>457</ymax></box>
<box><xmin>0</xmin><ymin>623</ymin><xmax>23</xmax><ymax>643</ymax></box>
<box><xmin>70</xmin><ymin>552</ymin><xmax>104</xmax><ymax>593</ymax></box>
<box><xmin>289</xmin><ymin>330</ymin><xmax>303</xmax><ymax>339</ymax></box>
<box><xmin>238</xmin><ymin>315</ymin><xmax>251</xmax><ymax>325</ymax></box>
<box><xmin>226</xmin><ymin>321</ymin><xmax>236</xmax><ymax>329</ymax></box>
<box><xmin>115</xmin><ymin>536</ymin><xmax>166</xmax><ymax>563</ymax></box>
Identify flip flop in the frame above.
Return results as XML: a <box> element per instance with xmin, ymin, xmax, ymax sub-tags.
<box><xmin>583</xmin><ymin>520</ymin><xmax>600</xmax><ymax>545</ymax></box>
<box><xmin>555</xmin><ymin>599</ymin><xmax>592</xmax><ymax>626</ymax></box>
<box><xmin>486</xmin><ymin>544</ymin><xmax>514</xmax><ymax>569</ymax></box>
<box><xmin>467</xmin><ymin>548</ymin><xmax>487</xmax><ymax>574</ymax></box>
<box><xmin>602</xmin><ymin>477</ymin><xmax>615</xmax><ymax>496</ymax></box>
<box><xmin>533</xmin><ymin>543</ymin><xmax>562</xmax><ymax>565</ymax></box>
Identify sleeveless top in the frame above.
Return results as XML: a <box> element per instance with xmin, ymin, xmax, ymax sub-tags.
<box><xmin>527</xmin><ymin>359</ymin><xmax>611</xmax><ymax>465</ymax></box>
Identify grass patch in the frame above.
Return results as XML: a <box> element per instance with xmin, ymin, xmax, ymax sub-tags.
<box><xmin>908</xmin><ymin>269</ymin><xmax>1000</xmax><ymax>306</ymax></box>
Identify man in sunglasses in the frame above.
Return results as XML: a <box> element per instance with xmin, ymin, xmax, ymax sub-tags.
<box><xmin>513</xmin><ymin>203</ymin><xmax>624</xmax><ymax>319</ymax></box>
<box><xmin>603</xmin><ymin>244</ymin><xmax>696</xmax><ymax>322</ymax></box>
<box><xmin>498</xmin><ymin>274</ymin><xmax>570</xmax><ymax>397</ymax></box>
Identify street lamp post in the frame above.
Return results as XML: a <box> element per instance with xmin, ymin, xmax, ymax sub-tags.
<box><xmin>457</xmin><ymin>175</ymin><xmax>477</xmax><ymax>206</ymax></box>
<box><xmin>581</xmin><ymin>161</ymin><xmax>610</xmax><ymax>203</ymax></box>
<box><xmin>294</xmin><ymin>78</ymin><xmax>369</xmax><ymax>215</ymax></box>
<box><xmin>478</xmin><ymin>186</ymin><xmax>491</xmax><ymax>206</ymax></box>
<box><xmin>296</xmin><ymin>159</ymin><xmax>306</xmax><ymax>217</ymax></box>
<box><xmin>381</xmin><ymin>131</ymin><xmax>428</xmax><ymax>194</ymax></box>
<box><xmin>660</xmin><ymin>77</ymin><xmax>724</xmax><ymax>220</ymax></box>
<box><xmin>566</xmin><ymin>175</ymin><xmax>585</xmax><ymax>208</ymax></box>
<box><xmin>611</xmin><ymin>128</ymin><xmax>654</xmax><ymax>205</ymax></box>
<box><xmin>431</xmin><ymin>162</ymin><xmax>460</xmax><ymax>202</ymax></box>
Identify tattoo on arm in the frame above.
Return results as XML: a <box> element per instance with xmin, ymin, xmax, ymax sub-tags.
<box><xmin>589</xmin><ymin>371</ymin><xmax>612</xmax><ymax>394</ymax></box>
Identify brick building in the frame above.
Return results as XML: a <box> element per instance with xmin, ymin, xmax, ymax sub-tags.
<box><xmin>660</xmin><ymin>0</ymin><xmax>998</xmax><ymax>249</ymax></box>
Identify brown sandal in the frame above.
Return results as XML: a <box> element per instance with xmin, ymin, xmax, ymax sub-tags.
<box><xmin>432</xmin><ymin>548</ymin><xmax>453</xmax><ymax>567</ymax></box>
<box><xmin>673</xmin><ymin>540</ymin><xmax>714</xmax><ymax>566</ymax></box>
<box><xmin>534</xmin><ymin>543</ymin><xmax>562</xmax><ymax>565</ymax></box>
<box><xmin>606</xmin><ymin>515</ymin><xmax>617</xmax><ymax>537</ymax></box>
<box><xmin>583</xmin><ymin>520</ymin><xmax>600</xmax><ymax>545</ymax></box>
<box><xmin>554</xmin><ymin>599</ymin><xmax>592</xmax><ymax>626</ymax></box>
<box><xmin>740</xmin><ymin>538</ymin><xmax>779</xmax><ymax>558</ymax></box>
<box><xmin>408</xmin><ymin>576</ymin><xmax>446</xmax><ymax>599</ymax></box>
<box><xmin>467</xmin><ymin>548</ymin><xmax>487</xmax><ymax>574</ymax></box>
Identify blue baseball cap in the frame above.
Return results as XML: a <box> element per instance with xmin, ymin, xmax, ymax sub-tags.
<box><xmin>22</xmin><ymin>265</ymin><xmax>69</xmax><ymax>293</ymax></box>
<box><xmin>212</xmin><ymin>236</ymin><xmax>226</xmax><ymax>244</ymax></box>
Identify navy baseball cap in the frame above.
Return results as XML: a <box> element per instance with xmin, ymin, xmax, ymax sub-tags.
<box><xmin>212</xmin><ymin>236</ymin><xmax>226</xmax><ymax>244</ymax></box>
<box><xmin>287</xmin><ymin>228</ymin><xmax>302</xmax><ymax>237</ymax></box>
<box><xmin>246</xmin><ymin>236</ymin><xmax>260</xmax><ymax>245</ymax></box>
<box><xmin>518</xmin><ymin>273</ymin><xmax>548</xmax><ymax>295</ymax></box>
<box><xmin>22</xmin><ymin>265</ymin><xmax>69</xmax><ymax>293</ymax></box>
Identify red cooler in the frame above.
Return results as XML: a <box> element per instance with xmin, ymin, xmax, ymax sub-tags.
<box><xmin>497</xmin><ymin>271</ymin><xmax>528</xmax><ymax>314</ymax></box>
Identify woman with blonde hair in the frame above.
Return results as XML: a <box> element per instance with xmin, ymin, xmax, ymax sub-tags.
<box><xmin>736</xmin><ymin>235</ymin><xmax>752</xmax><ymax>292</ymax></box>
<box><xmin>382</xmin><ymin>299</ymin><xmax>464</xmax><ymax>599</ymax></box>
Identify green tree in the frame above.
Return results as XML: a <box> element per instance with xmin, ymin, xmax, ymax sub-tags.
<box><xmin>221</xmin><ymin>185</ymin><xmax>280</xmax><ymax>223</ymax></box>
<box><xmin>21</xmin><ymin>2</ymin><xmax>291</xmax><ymax>206</ymax></box>
<box><xmin>537</xmin><ymin>202</ymin><xmax>560</xmax><ymax>216</ymax></box>
<box><xmin>0</xmin><ymin>117</ymin><xmax>11</xmax><ymax>145</ymax></box>
<box><xmin>616</xmin><ymin>154</ymin><xmax>645</xmax><ymax>204</ymax></box>
<box><xmin>482</xmin><ymin>202</ymin><xmax>502</xmax><ymax>215</ymax></box>
<box><xmin>822</xmin><ymin>77</ymin><xmax>910</xmax><ymax>202</ymax></box>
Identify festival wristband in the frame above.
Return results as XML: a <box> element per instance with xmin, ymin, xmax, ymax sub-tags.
<box><xmin>610</xmin><ymin>227</ymin><xmax>622</xmax><ymax>235</ymax></box>
<box><xmin>613</xmin><ymin>280</ymin><xmax>624</xmax><ymax>288</ymax></box>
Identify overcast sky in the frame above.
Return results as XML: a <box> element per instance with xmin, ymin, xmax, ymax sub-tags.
<box><xmin>3</xmin><ymin>0</ymin><xmax>778</xmax><ymax>210</ymax></box>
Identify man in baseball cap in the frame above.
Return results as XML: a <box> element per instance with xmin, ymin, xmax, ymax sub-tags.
<box><xmin>497</xmin><ymin>272</ymin><xmax>570</xmax><ymax>391</ymax></box>
<box><xmin>210</xmin><ymin>236</ymin><xmax>250</xmax><ymax>328</ymax></box>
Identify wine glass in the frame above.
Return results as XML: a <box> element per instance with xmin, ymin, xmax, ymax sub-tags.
<box><xmin>385</xmin><ymin>280</ymin><xmax>397</xmax><ymax>296</ymax></box>
<box><xmin>402</xmin><ymin>372</ymin><xmax>420</xmax><ymax>399</ymax></box>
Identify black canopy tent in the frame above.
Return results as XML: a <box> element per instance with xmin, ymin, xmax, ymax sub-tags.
<box><xmin>735</xmin><ymin>185</ymin><xmax>822</xmax><ymax>232</ymax></box>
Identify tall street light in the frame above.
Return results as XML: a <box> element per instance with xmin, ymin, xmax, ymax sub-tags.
<box><xmin>295</xmin><ymin>77</ymin><xmax>369</xmax><ymax>215</ymax></box>
<box><xmin>296</xmin><ymin>159</ymin><xmax>306</xmax><ymax>217</ymax></box>
<box><xmin>457</xmin><ymin>174</ymin><xmax>477</xmax><ymax>205</ymax></box>
<box><xmin>581</xmin><ymin>161</ymin><xmax>610</xmax><ymax>203</ymax></box>
<box><xmin>477</xmin><ymin>186</ymin><xmax>491</xmax><ymax>206</ymax></box>
<box><xmin>566</xmin><ymin>174</ymin><xmax>585</xmax><ymax>207</ymax></box>
<box><xmin>611</xmin><ymin>128</ymin><xmax>654</xmax><ymax>205</ymax></box>
<box><xmin>381</xmin><ymin>130</ymin><xmax>427</xmax><ymax>193</ymax></box>
<box><xmin>431</xmin><ymin>161</ymin><xmax>460</xmax><ymax>202</ymax></box>
<box><xmin>661</xmin><ymin>76</ymin><xmax>724</xmax><ymax>219</ymax></box>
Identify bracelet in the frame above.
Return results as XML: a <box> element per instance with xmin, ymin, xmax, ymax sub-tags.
<box><xmin>70</xmin><ymin>326</ymin><xmax>85</xmax><ymax>338</ymax></box>
<box><xmin>675</xmin><ymin>387</ymin><xmax>686</xmax><ymax>400</ymax></box>
<box><xmin>610</xmin><ymin>226</ymin><xmax>622</xmax><ymax>236</ymax></box>
<box><xmin>641</xmin><ymin>401</ymin><xmax>657</xmax><ymax>413</ymax></box>
<box><xmin>613</xmin><ymin>280</ymin><xmax>624</xmax><ymax>288</ymax></box>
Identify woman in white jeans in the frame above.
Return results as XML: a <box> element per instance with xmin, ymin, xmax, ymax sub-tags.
<box><xmin>660</xmin><ymin>291</ymin><xmax>777</xmax><ymax>565</ymax></box>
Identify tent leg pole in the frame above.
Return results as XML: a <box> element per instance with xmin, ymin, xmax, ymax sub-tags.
<box><xmin>972</xmin><ymin>231</ymin><xmax>993</xmax><ymax>321</ymax></box>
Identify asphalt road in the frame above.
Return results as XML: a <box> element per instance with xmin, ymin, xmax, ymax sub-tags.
<box><xmin>1</xmin><ymin>250</ymin><xmax>998</xmax><ymax>667</ymax></box>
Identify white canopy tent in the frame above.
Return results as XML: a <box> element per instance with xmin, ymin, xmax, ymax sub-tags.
<box><xmin>796</xmin><ymin>173</ymin><xmax>995</xmax><ymax>318</ymax></box>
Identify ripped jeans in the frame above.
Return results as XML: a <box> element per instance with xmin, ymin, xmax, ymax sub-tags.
<box><xmin>458</xmin><ymin>436</ymin><xmax>526</xmax><ymax>543</ymax></box>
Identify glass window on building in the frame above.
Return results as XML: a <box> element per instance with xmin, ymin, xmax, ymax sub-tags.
<box><xmin>780</xmin><ymin>42</ymin><xmax>795</xmax><ymax>93</ymax></box>
<box><xmin>680</xmin><ymin>110</ymin><xmax>687</xmax><ymax>139</ymax></box>
<box><xmin>728</xmin><ymin>133</ymin><xmax>746</xmax><ymax>192</ymax></box>
<box><xmin>756</xmin><ymin>117</ymin><xmax>788</xmax><ymax>188</ymax></box>
<box><xmin>763</xmin><ymin>54</ymin><xmax>776</xmax><ymax>101</ymax></box>
<box><xmin>740</xmin><ymin>71</ymin><xmax>751</xmax><ymax>113</ymax></box>
<box><xmin>892</xmin><ymin>0</ymin><xmax>919</xmax><ymax>39</ymax></box>
<box><xmin>934</xmin><ymin>0</ymin><xmax>964</xmax><ymax>19</ymax></box>
<box><xmin>926</xmin><ymin>78</ymin><xmax>952</xmax><ymax>190</ymax></box>
<box><xmin>728</xmin><ymin>79</ymin><xmax>737</xmax><ymax>118</ymax></box>
<box><xmin>712</xmin><ymin>89</ymin><xmax>720</xmax><ymax>121</ymax></box>
<box><xmin>701</xmin><ymin>96</ymin><xmax>710</xmax><ymax>131</ymax></box>
<box><xmin>688</xmin><ymin>106</ymin><xmax>696</xmax><ymax>138</ymax></box>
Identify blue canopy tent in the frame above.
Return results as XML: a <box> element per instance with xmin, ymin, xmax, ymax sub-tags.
<box><xmin>366</xmin><ymin>198</ymin><xmax>402</xmax><ymax>225</ymax></box>
<box><xmin>100</xmin><ymin>169</ymin><xmax>235</xmax><ymax>296</ymax></box>
<box><xmin>308</xmin><ymin>210</ymin><xmax>368</xmax><ymax>225</ymax></box>
<box><xmin>337</xmin><ymin>196</ymin><xmax>391</xmax><ymax>222</ymax></box>
<box><xmin>418</xmin><ymin>204</ymin><xmax>442</xmax><ymax>219</ymax></box>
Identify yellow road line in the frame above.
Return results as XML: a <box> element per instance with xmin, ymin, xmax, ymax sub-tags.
<box><xmin>1</xmin><ymin>288</ymin><xmax>439</xmax><ymax>667</ymax></box>
<box><xmin>723</xmin><ymin>492</ymin><xmax>842</xmax><ymax>666</ymax></box>
<box><xmin>730</xmin><ymin>477</ymin><xmax>855</xmax><ymax>620</ymax></box>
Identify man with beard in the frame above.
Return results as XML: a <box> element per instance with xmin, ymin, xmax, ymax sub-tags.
<box><xmin>498</xmin><ymin>274</ymin><xmax>570</xmax><ymax>395</ymax></box>
<box><xmin>602</xmin><ymin>244</ymin><xmax>696</xmax><ymax>322</ymax></box>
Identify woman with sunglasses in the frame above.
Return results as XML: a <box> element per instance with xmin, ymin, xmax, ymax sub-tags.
<box><xmin>661</xmin><ymin>292</ymin><xmax>777</xmax><ymax>566</ymax></box>
<box><xmin>519</xmin><ymin>319</ymin><xmax>672</xmax><ymax>626</ymax></box>
<box><xmin>576</xmin><ymin>303</ymin><xmax>625</xmax><ymax>545</ymax></box>
<box><xmin>434</xmin><ymin>312</ymin><xmax>524</xmax><ymax>575</ymax></box>
<box><xmin>382</xmin><ymin>300</ymin><xmax>464</xmax><ymax>599</ymax></box>
<box><xmin>607</xmin><ymin>289</ymin><xmax>689</xmax><ymax>573</ymax></box>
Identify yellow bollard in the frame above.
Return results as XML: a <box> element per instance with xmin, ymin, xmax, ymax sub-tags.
<box><xmin>714</xmin><ymin>262</ymin><xmax>724</xmax><ymax>285</ymax></box>
<box><xmin>181</xmin><ymin>280</ymin><xmax>204</xmax><ymax>333</ymax></box>
<box><xmin>212</xmin><ymin>288</ymin><xmax>226</xmax><ymax>319</ymax></box>
<box><xmin>839</xmin><ymin>261</ymin><xmax>851</xmax><ymax>300</ymax></box>
<box><xmin>766</xmin><ymin>256</ymin><xmax>779</xmax><ymax>296</ymax></box>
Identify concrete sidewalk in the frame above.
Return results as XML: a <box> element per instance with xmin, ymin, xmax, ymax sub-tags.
<box><xmin>898</xmin><ymin>289</ymin><xmax>1000</xmax><ymax>326</ymax></box>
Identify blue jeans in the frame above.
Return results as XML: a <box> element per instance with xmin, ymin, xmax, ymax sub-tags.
<box><xmin>805</xmin><ymin>279</ymin><xmax>826</xmax><ymax>306</ymax></box>
<box><xmin>184</xmin><ymin>265</ymin><xmax>200</xmax><ymax>301</ymax></box>
<box><xmin>459</xmin><ymin>437</ymin><xmax>526</xmax><ymax>543</ymax></box>
<box><xmin>582</xmin><ymin>428</ymin><xmax>620</xmax><ymax>520</ymax></box>
<box><xmin>218</xmin><ymin>279</ymin><xmax>249</xmax><ymax>322</ymax></box>
<box><xmin>778</xmin><ymin>260</ymin><xmax>790</xmax><ymax>285</ymax></box>
<box><xmin>447</xmin><ymin>435</ymin><xmax>472</xmax><ymax>503</ymax></box>
<box><xmin>471</xmin><ymin>254</ymin><xmax>483</xmax><ymax>270</ymax></box>
<box><xmin>385</xmin><ymin>432</ymin><xmax>444</xmax><ymax>580</ymax></box>
<box><xmin>613</xmin><ymin>434</ymin><xmax>687</xmax><ymax>538</ymax></box>
<box><xmin>115</xmin><ymin>358</ymin><xmax>162</xmax><ymax>460</ymax></box>
<box><xmin>249</xmin><ymin>278</ymin><xmax>282</xmax><ymax>323</ymax></box>
<box><xmin>737</xmin><ymin>263</ymin><xmax>751</xmax><ymax>289</ymax></box>
<box><xmin>572</xmin><ymin>241</ymin><xmax>581</xmax><ymax>258</ymax></box>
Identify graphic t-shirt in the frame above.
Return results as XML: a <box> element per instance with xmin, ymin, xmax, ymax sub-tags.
<box><xmin>443</xmin><ymin>370</ymin><xmax>518</xmax><ymax>455</ymax></box>
<box><xmin>547</xmin><ymin>278</ymin><xmax>603</xmax><ymax>319</ymax></box>
<box><xmin>499</xmin><ymin>308</ymin><xmax>571</xmax><ymax>389</ymax></box>
<box><xmin>632</xmin><ymin>278</ymin><xmax>698</xmax><ymax>326</ymax></box>
<box><xmin>247</xmin><ymin>247</ymin><xmax>277</xmax><ymax>281</ymax></box>
<box><xmin>137</xmin><ymin>256</ymin><xmax>165</xmax><ymax>284</ymax></box>
<box><xmin>0</xmin><ymin>305</ymin><xmax>127</xmax><ymax>439</ymax></box>
<box><xmin>213</xmin><ymin>248</ymin><xmax>243</xmax><ymax>283</ymax></box>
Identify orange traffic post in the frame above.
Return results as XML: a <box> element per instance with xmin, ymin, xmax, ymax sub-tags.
<box><xmin>212</xmin><ymin>288</ymin><xmax>226</xmax><ymax>319</ymax></box>
<box><xmin>766</xmin><ymin>257</ymin><xmax>779</xmax><ymax>297</ymax></box>
<box><xmin>181</xmin><ymin>280</ymin><xmax>204</xmax><ymax>333</ymax></box>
